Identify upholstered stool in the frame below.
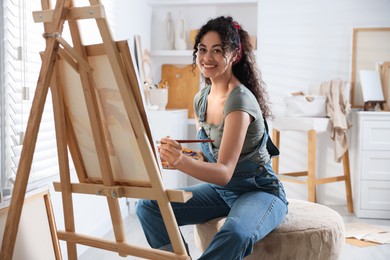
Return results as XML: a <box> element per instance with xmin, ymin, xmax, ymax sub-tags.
<box><xmin>194</xmin><ymin>199</ymin><xmax>345</xmax><ymax>260</ymax></box>
<box><xmin>272</xmin><ymin>117</ymin><xmax>354</xmax><ymax>213</ymax></box>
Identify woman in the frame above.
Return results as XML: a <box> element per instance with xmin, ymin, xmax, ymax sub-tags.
<box><xmin>136</xmin><ymin>16</ymin><xmax>288</xmax><ymax>260</ymax></box>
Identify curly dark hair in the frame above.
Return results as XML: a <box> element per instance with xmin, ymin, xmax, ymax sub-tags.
<box><xmin>192</xmin><ymin>16</ymin><xmax>272</xmax><ymax>119</ymax></box>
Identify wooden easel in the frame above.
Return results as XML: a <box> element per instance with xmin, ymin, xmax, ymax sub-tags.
<box><xmin>0</xmin><ymin>1</ymin><xmax>192</xmax><ymax>259</ymax></box>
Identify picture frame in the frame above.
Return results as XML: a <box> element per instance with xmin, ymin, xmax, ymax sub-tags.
<box><xmin>350</xmin><ymin>27</ymin><xmax>390</xmax><ymax>109</ymax></box>
<box><xmin>0</xmin><ymin>190</ymin><xmax>60</xmax><ymax>259</ymax></box>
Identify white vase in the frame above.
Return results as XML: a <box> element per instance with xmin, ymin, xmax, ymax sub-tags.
<box><xmin>149</xmin><ymin>88</ymin><xmax>168</xmax><ymax>110</ymax></box>
<box><xmin>164</xmin><ymin>12</ymin><xmax>174</xmax><ymax>50</ymax></box>
<box><xmin>174</xmin><ymin>13</ymin><xmax>187</xmax><ymax>50</ymax></box>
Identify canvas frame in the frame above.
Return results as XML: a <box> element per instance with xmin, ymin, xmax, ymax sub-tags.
<box><xmin>351</xmin><ymin>27</ymin><xmax>390</xmax><ymax>109</ymax></box>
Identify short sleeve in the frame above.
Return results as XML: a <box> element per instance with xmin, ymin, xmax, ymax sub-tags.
<box><xmin>224</xmin><ymin>86</ymin><xmax>260</xmax><ymax>121</ymax></box>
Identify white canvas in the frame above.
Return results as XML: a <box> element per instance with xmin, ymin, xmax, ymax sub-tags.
<box><xmin>59</xmin><ymin>53</ymin><xmax>151</xmax><ymax>184</ymax></box>
<box><xmin>359</xmin><ymin>70</ymin><xmax>385</xmax><ymax>102</ymax></box>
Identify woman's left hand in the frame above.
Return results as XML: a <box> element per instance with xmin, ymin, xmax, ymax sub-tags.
<box><xmin>159</xmin><ymin>137</ymin><xmax>183</xmax><ymax>167</ymax></box>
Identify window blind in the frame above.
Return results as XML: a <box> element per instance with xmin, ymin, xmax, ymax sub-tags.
<box><xmin>1</xmin><ymin>0</ymin><xmax>59</xmax><ymax>200</ymax></box>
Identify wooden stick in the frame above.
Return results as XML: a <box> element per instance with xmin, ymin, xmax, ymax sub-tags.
<box><xmin>156</xmin><ymin>139</ymin><xmax>214</xmax><ymax>144</ymax></box>
<box><xmin>0</xmin><ymin>0</ymin><xmax>70</xmax><ymax>259</ymax></box>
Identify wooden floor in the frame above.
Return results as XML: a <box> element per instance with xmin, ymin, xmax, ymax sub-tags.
<box><xmin>79</xmin><ymin>204</ymin><xmax>390</xmax><ymax>260</ymax></box>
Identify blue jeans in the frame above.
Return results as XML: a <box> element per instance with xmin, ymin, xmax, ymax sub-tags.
<box><xmin>136</xmin><ymin>178</ymin><xmax>288</xmax><ymax>259</ymax></box>
<box><xmin>137</xmin><ymin>106</ymin><xmax>288</xmax><ymax>259</ymax></box>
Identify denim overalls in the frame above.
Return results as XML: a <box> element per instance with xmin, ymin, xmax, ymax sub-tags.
<box><xmin>136</xmin><ymin>87</ymin><xmax>289</xmax><ymax>260</ymax></box>
<box><xmin>196</xmin><ymin>86</ymin><xmax>288</xmax><ymax>207</ymax></box>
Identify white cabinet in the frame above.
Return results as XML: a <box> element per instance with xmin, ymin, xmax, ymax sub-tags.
<box><xmin>147</xmin><ymin>109</ymin><xmax>188</xmax><ymax>188</ymax></box>
<box><xmin>351</xmin><ymin>111</ymin><xmax>390</xmax><ymax>219</ymax></box>
<box><xmin>147</xmin><ymin>0</ymin><xmax>259</xmax><ymax>81</ymax></box>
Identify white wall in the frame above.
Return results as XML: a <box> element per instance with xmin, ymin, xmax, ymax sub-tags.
<box><xmin>258</xmin><ymin>0</ymin><xmax>390</xmax><ymax>205</ymax></box>
<box><xmin>107</xmin><ymin>0</ymin><xmax>151</xmax><ymax>50</ymax></box>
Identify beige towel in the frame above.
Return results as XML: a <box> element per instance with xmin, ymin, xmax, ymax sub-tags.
<box><xmin>320</xmin><ymin>79</ymin><xmax>352</xmax><ymax>162</ymax></box>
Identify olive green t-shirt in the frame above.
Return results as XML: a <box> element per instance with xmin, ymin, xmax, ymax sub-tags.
<box><xmin>194</xmin><ymin>85</ymin><xmax>270</xmax><ymax>164</ymax></box>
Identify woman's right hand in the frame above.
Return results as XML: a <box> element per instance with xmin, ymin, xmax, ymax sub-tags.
<box><xmin>158</xmin><ymin>137</ymin><xmax>183</xmax><ymax>168</ymax></box>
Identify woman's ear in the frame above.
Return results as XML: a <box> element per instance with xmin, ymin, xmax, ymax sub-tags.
<box><xmin>232</xmin><ymin>50</ymin><xmax>239</xmax><ymax>65</ymax></box>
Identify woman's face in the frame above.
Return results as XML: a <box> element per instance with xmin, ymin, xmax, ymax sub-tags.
<box><xmin>196</xmin><ymin>31</ymin><xmax>235</xmax><ymax>81</ymax></box>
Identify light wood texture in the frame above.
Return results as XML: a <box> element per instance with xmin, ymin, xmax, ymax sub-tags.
<box><xmin>56</xmin><ymin>36</ymin><xmax>93</xmax><ymax>73</ymax></box>
<box><xmin>33</xmin><ymin>4</ymin><xmax>105</xmax><ymax>23</ymax></box>
<box><xmin>162</xmin><ymin>64</ymin><xmax>200</xmax><ymax>118</ymax></box>
<box><xmin>43</xmin><ymin>192</ymin><xmax>63</xmax><ymax>259</ymax></box>
<box><xmin>342</xmin><ymin>151</ymin><xmax>354</xmax><ymax>213</ymax></box>
<box><xmin>117</xmin><ymin>41</ymin><xmax>155</xmax><ymax>152</ymax></box>
<box><xmin>57</xmin><ymin>231</ymin><xmax>189</xmax><ymax>260</ymax></box>
<box><xmin>66</xmin><ymin>4</ymin><xmax>126</xmax><ymax>249</ymax></box>
<box><xmin>0</xmin><ymin>1</ymin><xmax>191</xmax><ymax>259</ymax></box>
<box><xmin>380</xmin><ymin>62</ymin><xmax>390</xmax><ymax>110</ymax></box>
<box><xmin>52</xmin><ymin>43</ymin><xmax>78</xmax><ymax>259</ymax></box>
<box><xmin>272</xmin><ymin>128</ymin><xmax>354</xmax><ymax>213</ymax></box>
<box><xmin>52</xmin><ymin>182</ymin><xmax>193</xmax><ymax>203</ymax></box>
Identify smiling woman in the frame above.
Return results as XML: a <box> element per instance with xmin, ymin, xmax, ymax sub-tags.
<box><xmin>136</xmin><ymin>16</ymin><xmax>288</xmax><ymax>260</ymax></box>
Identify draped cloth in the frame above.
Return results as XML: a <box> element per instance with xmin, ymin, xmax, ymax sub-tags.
<box><xmin>320</xmin><ymin>79</ymin><xmax>352</xmax><ymax>162</ymax></box>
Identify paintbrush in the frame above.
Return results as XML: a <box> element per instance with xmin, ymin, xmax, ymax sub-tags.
<box><xmin>155</xmin><ymin>139</ymin><xmax>214</xmax><ymax>144</ymax></box>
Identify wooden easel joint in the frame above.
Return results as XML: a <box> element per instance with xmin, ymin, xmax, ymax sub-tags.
<box><xmin>96</xmin><ymin>187</ymin><xmax>124</xmax><ymax>198</ymax></box>
<box><xmin>54</xmin><ymin>36</ymin><xmax>94</xmax><ymax>73</ymax></box>
<box><xmin>42</xmin><ymin>32</ymin><xmax>62</xmax><ymax>39</ymax></box>
<box><xmin>33</xmin><ymin>5</ymin><xmax>106</xmax><ymax>23</ymax></box>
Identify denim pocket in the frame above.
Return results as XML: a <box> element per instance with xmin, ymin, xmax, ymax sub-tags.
<box><xmin>253</xmin><ymin>170</ymin><xmax>278</xmax><ymax>190</ymax></box>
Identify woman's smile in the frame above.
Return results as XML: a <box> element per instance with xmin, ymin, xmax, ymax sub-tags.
<box><xmin>202</xmin><ymin>63</ymin><xmax>217</xmax><ymax>72</ymax></box>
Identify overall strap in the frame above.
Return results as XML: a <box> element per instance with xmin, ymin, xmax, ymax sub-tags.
<box><xmin>198</xmin><ymin>85</ymin><xmax>210</xmax><ymax>124</ymax></box>
<box><xmin>264</xmin><ymin>119</ymin><xmax>280</xmax><ymax>157</ymax></box>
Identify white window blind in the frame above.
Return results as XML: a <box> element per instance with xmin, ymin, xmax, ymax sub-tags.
<box><xmin>0</xmin><ymin>3</ymin><xmax>5</xmax><ymax>196</ymax></box>
<box><xmin>1</xmin><ymin>0</ymin><xmax>59</xmax><ymax>200</ymax></box>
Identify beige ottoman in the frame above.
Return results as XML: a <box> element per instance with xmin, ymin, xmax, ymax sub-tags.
<box><xmin>194</xmin><ymin>199</ymin><xmax>345</xmax><ymax>260</ymax></box>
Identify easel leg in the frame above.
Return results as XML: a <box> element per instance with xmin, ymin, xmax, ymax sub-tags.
<box><xmin>44</xmin><ymin>192</ymin><xmax>63</xmax><ymax>260</ymax></box>
<box><xmin>67</xmin><ymin>1</ymin><xmax>126</xmax><ymax>250</ymax></box>
<box><xmin>51</xmin><ymin>57</ymin><xmax>78</xmax><ymax>258</ymax></box>
<box><xmin>0</xmin><ymin>1</ymin><xmax>71</xmax><ymax>259</ymax></box>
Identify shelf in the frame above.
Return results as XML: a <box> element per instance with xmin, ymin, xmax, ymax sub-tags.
<box><xmin>148</xmin><ymin>0</ymin><xmax>257</xmax><ymax>7</ymax></box>
<box><xmin>149</xmin><ymin>0</ymin><xmax>259</xmax><ymax>82</ymax></box>
<box><xmin>151</xmin><ymin>50</ymin><xmax>193</xmax><ymax>57</ymax></box>
<box><xmin>151</xmin><ymin>50</ymin><xmax>257</xmax><ymax>58</ymax></box>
